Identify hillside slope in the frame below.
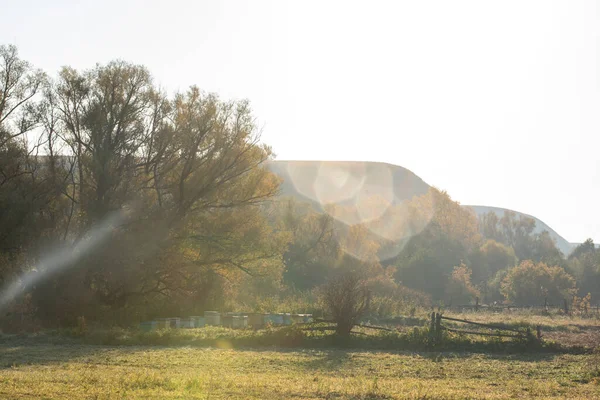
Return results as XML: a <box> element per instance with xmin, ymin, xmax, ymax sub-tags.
<box><xmin>266</xmin><ymin>160</ymin><xmax>430</xmax><ymax>209</ymax></box>
<box><xmin>465</xmin><ymin>205</ymin><xmax>573</xmax><ymax>256</ymax></box>
<box><xmin>266</xmin><ymin>160</ymin><xmax>574</xmax><ymax>256</ymax></box>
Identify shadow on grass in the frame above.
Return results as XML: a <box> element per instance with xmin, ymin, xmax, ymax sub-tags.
<box><xmin>0</xmin><ymin>341</ymin><xmax>144</xmax><ymax>370</ymax></box>
<box><xmin>297</xmin><ymin>348</ymin><xmax>354</xmax><ymax>371</ymax></box>
<box><xmin>0</xmin><ymin>323</ymin><xmax>591</xmax><ymax>371</ymax></box>
<box><xmin>0</xmin><ymin>342</ymin><xmax>566</xmax><ymax>374</ymax></box>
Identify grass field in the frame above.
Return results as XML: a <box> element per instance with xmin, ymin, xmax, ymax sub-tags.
<box><xmin>1</xmin><ymin>310</ymin><xmax>598</xmax><ymax>399</ymax></box>
<box><xmin>0</xmin><ymin>336</ymin><xmax>599</xmax><ymax>399</ymax></box>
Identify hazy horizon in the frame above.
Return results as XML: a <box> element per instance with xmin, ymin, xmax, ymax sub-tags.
<box><xmin>2</xmin><ymin>0</ymin><xmax>598</xmax><ymax>243</ymax></box>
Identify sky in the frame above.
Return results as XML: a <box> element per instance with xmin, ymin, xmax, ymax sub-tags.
<box><xmin>1</xmin><ymin>0</ymin><xmax>599</xmax><ymax>243</ymax></box>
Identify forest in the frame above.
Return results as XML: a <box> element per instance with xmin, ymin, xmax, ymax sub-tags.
<box><xmin>0</xmin><ymin>43</ymin><xmax>597</xmax><ymax>328</ymax></box>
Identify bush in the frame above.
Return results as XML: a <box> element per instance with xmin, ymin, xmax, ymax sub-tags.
<box><xmin>320</xmin><ymin>271</ymin><xmax>370</xmax><ymax>336</ymax></box>
<box><xmin>445</xmin><ymin>262</ymin><xmax>480</xmax><ymax>305</ymax></box>
<box><xmin>501</xmin><ymin>260</ymin><xmax>576</xmax><ymax>305</ymax></box>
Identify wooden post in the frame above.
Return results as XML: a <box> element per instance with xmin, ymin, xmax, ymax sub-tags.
<box><xmin>435</xmin><ymin>313</ymin><xmax>442</xmax><ymax>343</ymax></box>
<box><xmin>563</xmin><ymin>298</ymin><xmax>568</xmax><ymax>314</ymax></box>
<box><xmin>544</xmin><ymin>297</ymin><xmax>547</xmax><ymax>310</ymax></box>
<box><xmin>475</xmin><ymin>297</ymin><xmax>479</xmax><ymax>312</ymax></box>
<box><xmin>430</xmin><ymin>312</ymin><xmax>436</xmax><ymax>337</ymax></box>
<box><xmin>536</xmin><ymin>325</ymin><xmax>542</xmax><ymax>340</ymax></box>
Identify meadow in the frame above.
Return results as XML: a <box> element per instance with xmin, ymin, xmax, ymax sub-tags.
<box><xmin>0</xmin><ymin>339</ymin><xmax>598</xmax><ymax>399</ymax></box>
<box><xmin>1</xmin><ymin>309</ymin><xmax>599</xmax><ymax>400</ymax></box>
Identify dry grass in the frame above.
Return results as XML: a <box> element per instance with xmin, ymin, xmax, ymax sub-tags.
<box><xmin>400</xmin><ymin>309</ymin><xmax>600</xmax><ymax>349</ymax></box>
<box><xmin>0</xmin><ymin>336</ymin><xmax>599</xmax><ymax>399</ymax></box>
<box><xmin>443</xmin><ymin>310</ymin><xmax>600</xmax><ymax>331</ymax></box>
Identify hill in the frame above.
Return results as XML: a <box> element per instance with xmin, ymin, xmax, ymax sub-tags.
<box><xmin>266</xmin><ymin>160</ymin><xmax>430</xmax><ymax>209</ymax></box>
<box><xmin>464</xmin><ymin>205</ymin><xmax>574</xmax><ymax>256</ymax></box>
<box><xmin>266</xmin><ymin>160</ymin><xmax>573</xmax><ymax>255</ymax></box>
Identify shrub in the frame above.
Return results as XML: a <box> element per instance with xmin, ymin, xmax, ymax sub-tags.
<box><xmin>319</xmin><ymin>271</ymin><xmax>370</xmax><ymax>336</ymax></box>
<box><xmin>445</xmin><ymin>262</ymin><xmax>480</xmax><ymax>305</ymax></box>
<box><xmin>572</xmin><ymin>293</ymin><xmax>592</xmax><ymax>316</ymax></box>
<box><xmin>501</xmin><ymin>260</ymin><xmax>576</xmax><ymax>305</ymax></box>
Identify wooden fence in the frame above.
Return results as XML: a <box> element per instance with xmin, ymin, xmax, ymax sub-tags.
<box><xmin>304</xmin><ymin>318</ymin><xmax>395</xmax><ymax>335</ymax></box>
<box><xmin>301</xmin><ymin>315</ymin><xmax>543</xmax><ymax>347</ymax></box>
<box><xmin>429</xmin><ymin>312</ymin><xmax>541</xmax><ymax>344</ymax></box>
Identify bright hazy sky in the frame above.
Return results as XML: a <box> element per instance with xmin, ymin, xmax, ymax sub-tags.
<box><xmin>2</xmin><ymin>0</ymin><xmax>599</xmax><ymax>243</ymax></box>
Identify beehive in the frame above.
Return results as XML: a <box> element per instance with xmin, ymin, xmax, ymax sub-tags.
<box><xmin>190</xmin><ymin>316</ymin><xmax>205</xmax><ymax>328</ymax></box>
<box><xmin>221</xmin><ymin>314</ymin><xmax>233</xmax><ymax>328</ymax></box>
<box><xmin>265</xmin><ymin>313</ymin><xmax>284</xmax><ymax>326</ymax></box>
<box><xmin>291</xmin><ymin>314</ymin><xmax>304</xmax><ymax>324</ymax></box>
<box><xmin>282</xmin><ymin>313</ymin><xmax>292</xmax><ymax>325</ymax></box>
<box><xmin>232</xmin><ymin>315</ymin><xmax>248</xmax><ymax>329</ymax></box>
<box><xmin>180</xmin><ymin>318</ymin><xmax>194</xmax><ymax>328</ymax></box>
<box><xmin>247</xmin><ymin>313</ymin><xmax>265</xmax><ymax>328</ymax></box>
<box><xmin>139</xmin><ymin>321</ymin><xmax>157</xmax><ymax>332</ymax></box>
<box><xmin>204</xmin><ymin>311</ymin><xmax>221</xmax><ymax>326</ymax></box>
<box><xmin>155</xmin><ymin>318</ymin><xmax>169</xmax><ymax>329</ymax></box>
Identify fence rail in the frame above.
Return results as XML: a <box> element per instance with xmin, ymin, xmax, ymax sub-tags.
<box><xmin>441</xmin><ymin>326</ymin><xmax>524</xmax><ymax>339</ymax></box>
<box><xmin>300</xmin><ymin>325</ymin><xmax>368</xmax><ymax>335</ymax></box>
<box><xmin>440</xmin><ymin>315</ymin><xmax>524</xmax><ymax>333</ymax></box>
<box><xmin>311</xmin><ymin>319</ymin><xmax>395</xmax><ymax>332</ymax></box>
<box><xmin>429</xmin><ymin>312</ymin><xmax>540</xmax><ymax>344</ymax></box>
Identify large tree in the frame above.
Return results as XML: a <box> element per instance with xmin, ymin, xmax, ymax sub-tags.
<box><xmin>4</xmin><ymin>53</ymin><xmax>288</xmax><ymax>323</ymax></box>
<box><xmin>500</xmin><ymin>260</ymin><xmax>576</xmax><ymax>305</ymax></box>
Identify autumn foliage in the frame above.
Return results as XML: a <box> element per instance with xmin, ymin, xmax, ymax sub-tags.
<box><xmin>500</xmin><ymin>260</ymin><xmax>576</xmax><ymax>305</ymax></box>
<box><xmin>445</xmin><ymin>263</ymin><xmax>480</xmax><ymax>305</ymax></box>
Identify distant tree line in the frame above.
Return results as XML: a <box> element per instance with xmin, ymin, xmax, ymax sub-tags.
<box><xmin>278</xmin><ymin>188</ymin><xmax>582</xmax><ymax>309</ymax></box>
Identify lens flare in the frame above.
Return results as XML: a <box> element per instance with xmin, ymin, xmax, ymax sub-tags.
<box><xmin>0</xmin><ymin>209</ymin><xmax>128</xmax><ymax>312</ymax></box>
<box><xmin>285</xmin><ymin>161</ymin><xmax>365</xmax><ymax>205</ymax></box>
<box><xmin>281</xmin><ymin>161</ymin><xmax>434</xmax><ymax>262</ymax></box>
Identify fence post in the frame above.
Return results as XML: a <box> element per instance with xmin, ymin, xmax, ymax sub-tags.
<box><xmin>563</xmin><ymin>298</ymin><xmax>568</xmax><ymax>314</ymax></box>
<box><xmin>430</xmin><ymin>312</ymin><xmax>436</xmax><ymax>341</ymax></box>
<box><xmin>435</xmin><ymin>313</ymin><xmax>442</xmax><ymax>343</ymax></box>
<box><xmin>430</xmin><ymin>312</ymin><xmax>435</xmax><ymax>330</ymax></box>
<box><xmin>475</xmin><ymin>297</ymin><xmax>479</xmax><ymax>312</ymax></box>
